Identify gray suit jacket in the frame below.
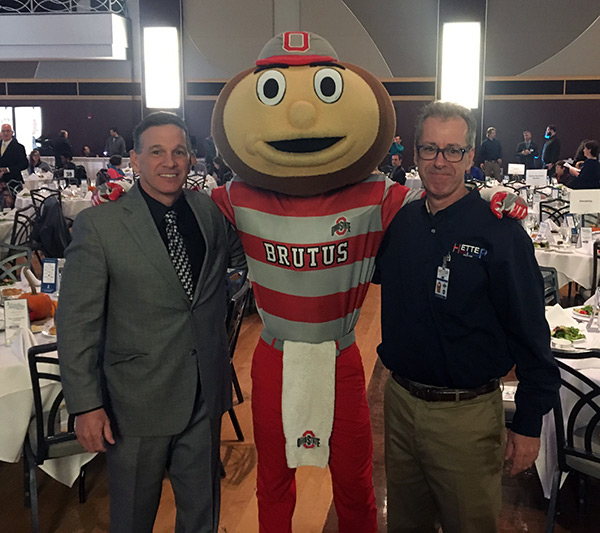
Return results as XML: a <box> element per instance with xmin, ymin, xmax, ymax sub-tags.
<box><xmin>57</xmin><ymin>183</ymin><xmax>245</xmax><ymax>437</ymax></box>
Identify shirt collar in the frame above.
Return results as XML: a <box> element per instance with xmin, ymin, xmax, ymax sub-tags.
<box><xmin>138</xmin><ymin>181</ymin><xmax>187</xmax><ymax>226</ymax></box>
<box><xmin>423</xmin><ymin>188</ymin><xmax>480</xmax><ymax>218</ymax></box>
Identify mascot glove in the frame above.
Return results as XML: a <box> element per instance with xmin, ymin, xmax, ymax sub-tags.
<box><xmin>490</xmin><ymin>191</ymin><xmax>528</xmax><ymax>220</ymax></box>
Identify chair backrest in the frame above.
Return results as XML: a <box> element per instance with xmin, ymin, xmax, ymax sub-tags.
<box><xmin>592</xmin><ymin>241</ymin><xmax>600</xmax><ymax>293</ymax></box>
<box><xmin>185</xmin><ymin>175</ymin><xmax>207</xmax><ymax>191</ymax></box>
<box><xmin>539</xmin><ymin>266</ymin><xmax>560</xmax><ymax>306</ymax></box>
<box><xmin>554</xmin><ymin>358</ymin><xmax>600</xmax><ymax>474</ymax></box>
<box><xmin>30</xmin><ymin>187</ymin><xmax>62</xmax><ymax>218</ymax></box>
<box><xmin>6</xmin><ymin>179</ymin><xmax>23</xmax><ymax>197</ymax></box>
<box><xmin>539</xmin><ymin>198</ymin><xmax>570</xmax><ymax>225</ymax></box>
<box><xmin>226</xmin><ymin>270</ymin><xmax>251</xmax><ymax>360</ymax></box>
<box><xmin>0</xmin><ymin>242</ymin><xmax>31</xmax><ymax>281</ymax></box>
<box><xmin>27</xmin><ymin>342</ymin><xmax>80</xmax><ymax>463</ymax></box>
<box><xmin>31</xmin><ymin>195</ymin><xmax>71</xmax><ymax>258</ymax></box>
<box><xmin>10</xmin><ymin>205</ymin><xmax>36</xmax><ymax>247</ymax></box>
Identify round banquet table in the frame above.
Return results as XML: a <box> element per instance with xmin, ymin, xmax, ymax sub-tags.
<box><xmin>14</xmin><ymin>191</ymin><xmax>93</xmax><ymax>219</ymax></box>
<box><xmin>535</xmin><ymin>247</ymin><xmax>594</xmax><ymax>289</ymax></box>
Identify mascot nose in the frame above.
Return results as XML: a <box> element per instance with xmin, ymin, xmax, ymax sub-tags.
<box><xmin>288</xmin><ymin>101</ymin><xmax>317</xmax><ymax>129</ymax></box>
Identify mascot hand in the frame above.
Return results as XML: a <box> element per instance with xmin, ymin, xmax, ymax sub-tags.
<box><xmin>490</xmin><ymin>191</ymin><xmax>528</xmax><ymax>220</ymax></box>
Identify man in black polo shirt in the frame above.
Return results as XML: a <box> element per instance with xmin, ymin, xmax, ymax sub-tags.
<box><xmin>375</xmin><ymin>101</ymin><xmax>559</xmax><ymax>533</ymax></box>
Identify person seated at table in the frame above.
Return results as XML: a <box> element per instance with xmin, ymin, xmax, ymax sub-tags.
<box><xmin>555</xmin><ymin>160</ymin><xmax>573</xmax><ymax>186</ymax></box>
<box><xmin>81</xmin><ymin>145</ymin><xmax>94</xmax><ymax>157</ymax></box>
<box><xmin>465</xmin><ymin>164</ymin><xmax>484</xmax><ymax>181</ymax></box>
<box><xmin>568</xmin><ymin>140</ymin><xmax>600</xmax><ymax>189</ymax></box>
<box><xmin>58</xmin><ymin>153</ymin><xmax>85</xmax><ymax>185</ymax></box>
<box><xmin>389</xmin><ymin>153</ymin><xmax>406</xmax><ymax>184</ymax></box>
<box><xmin>28</xmin><ymin>149</ymin><xmax>52</xmax><ymax>175</ymax></box>
<box><xmin>572</xmin><ymin>139</ymin><xmax>590</xmax><ymax>169</ymax></box>
<box><xmin>211</xmin><ymin>155</ymin><xmax>233</xmax><ymax>185</ymax></box>
<box><xmin>107</xmin><ymin>154</ymin><xmax>126</xmax><ymax>180</ymax></box>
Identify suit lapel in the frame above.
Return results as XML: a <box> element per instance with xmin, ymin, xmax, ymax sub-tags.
<box><xmin>184</xmin><ymin>189</ymin><xmax>214</xmax><ymax>304</ymax></box>
<box><xmin>120</xmin><ymin>184</ymin><xmax>190</xmax><ymax>302</ymax></box>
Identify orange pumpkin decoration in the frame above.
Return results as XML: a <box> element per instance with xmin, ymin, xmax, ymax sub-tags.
<box><xmin>19</xmin><ymin>293</ymin><xmax>57</xmax><ymax>321</ymax></box>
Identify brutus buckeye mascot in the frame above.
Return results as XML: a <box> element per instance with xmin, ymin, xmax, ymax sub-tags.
<box><xmin>210</xmin><ymin>32</ymin><xmax>524</xmax><ymax>532</ymax></box>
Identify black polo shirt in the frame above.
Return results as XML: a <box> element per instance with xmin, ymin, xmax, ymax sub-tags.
<box><xmin>479</xmin><ymin>137</ymin><xmax>502</xmax><ymax>162</ymax></box>
<box><xmin>139</xmin><ymin>183</ymin><xmax>205</xmax><ymax>291</ymax></box>
<box><xmin>375</xmin><ymin>189</ymin><xmax>559</xmax><ymax>436</ymax></box>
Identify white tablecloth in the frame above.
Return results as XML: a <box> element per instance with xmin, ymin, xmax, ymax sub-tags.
<box><xmin>0</xmin><ymin>209</ymin><xmax>15</xmax><ymax>245</ymax></box>
<box><xmin>15</xmin><ymin>191</ymin><xmax>93</xmax><ymax>219</ymax></box>
<box><xmin>0</xmin><ymin>324</ymin><xmax>96</xmax><ymax>487</ymax></box>
<box><xmin>535</xmin><ymin>247</ymin><xmax>594</xmax><ymax>289</ymax></box>
<box><xmin>404</xmin><ymin>176</ymin><xmax>423</xmax><ymax>190</ymax></box>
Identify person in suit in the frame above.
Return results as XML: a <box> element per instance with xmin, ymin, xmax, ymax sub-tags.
<box><xmin>57</xmin><ymin>111</ymin><xmax>245</xmax><ymax>533</ymax></box>
<box><xmin>541</xmin><ymin>124</ymin><xmax>561</xmax><ymax>176</ymax></box>
<box><xmin>0</xmin><ymin>123</ymin><xmax>28</xmax><ymax>184</ymax></box>
<box><xmin>515</xmin><ymin>130</ymin><xmax>539</xmax><ymax>169</ymax></box>
<box><xmin>53</xmin><ymin>129</ymin><xmax>72</xmax><ymax>169</ymax></box>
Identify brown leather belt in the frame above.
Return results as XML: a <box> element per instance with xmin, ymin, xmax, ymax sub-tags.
<box><xmin>391</xmin><ymin>373</ymin><xmax>500</xmax><ymax>402</ymax></box>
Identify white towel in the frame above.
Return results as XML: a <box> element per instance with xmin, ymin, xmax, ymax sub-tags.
<box><xmin>281</xmin><ymin>340</ymin><xmax>336</xmax><ymax>468</ymax></box>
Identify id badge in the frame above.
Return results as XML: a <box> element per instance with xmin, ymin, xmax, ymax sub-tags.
<box><xmin>434</xmin><ymin>266</ymin><xmax>450</xmax><ymax>299</ymax></box>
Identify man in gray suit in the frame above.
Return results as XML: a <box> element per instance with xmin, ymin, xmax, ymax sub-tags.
<box><xmin>57</xmin><ymin>112</ymin><xmax>245</xmax><ymax>532</ymax></box>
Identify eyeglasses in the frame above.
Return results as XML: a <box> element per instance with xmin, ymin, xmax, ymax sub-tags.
<box><xmin>416</xmin><ymin>144</ymin><xmax>470</xmax><ymax>162</ymax></box>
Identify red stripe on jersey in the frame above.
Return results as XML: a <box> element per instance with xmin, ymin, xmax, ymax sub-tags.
<box><xmin>210</xmin><ymin>186</ymin><xmax>236</xmax><ymax>226</ymax></box>
<box><xmin>238</xmin><ymin>230</ymin><xmax>383</xmax><ymax>271</ymax></box>
<box><xmin>381</xmin><ymin>183</ymin><xmax>423</xmax><ymax>231</ymax></box>
<box><xmin>253</xmin><ymin>281</ymin><xmax>371</xmax><ymax>323</ymax></box>
<box><xmin>228</xmin><ymin>178</ymin><xmax>387</xmax><ymax>217</ymax></box>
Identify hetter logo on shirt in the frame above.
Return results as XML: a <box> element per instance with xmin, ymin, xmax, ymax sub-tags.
<box><xmin>452</xmin><ymin>242</ymin><xmax>488</xmax><ymax>259</ymax></box>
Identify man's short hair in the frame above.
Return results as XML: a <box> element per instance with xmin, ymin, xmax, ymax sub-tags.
<box><xmin>523</xmin><ymin>130</ymin><xmax>531</xmax><ymax>135</ymax></box>
<box><xmin>414</xmin><ymin>101</ymin><xmax>477</xmax><ymax>149</ymax></box>
<box><xmin>585</xmin><ymin>140</ymin><xmax>599</xmax><ymax>158</ymax></box>
<box><xmin>110</xmin><ymin>127</ymin><xmax>119</xmax><ymax>134</ymax></box>
<box><xmin>391</xmin><ymin>153</ymin><xmax>402</xmax><ymax>161</ymax></box>
<box><xmin>486</xmin><ymin>127</ymin><xmax>496</xmax><ymax>136</ymax></box>
<box><xmin>132</xmin><ymin>112</ymin><xmax>192</xmax><ymax>154</ymax></box>
<box><xmin>547</xmin><ymin>124</ymin><xmax>557</xmax><ymax>133</ymax></box>
<box><xmin>109</xmin><ymin>154</ymin><xmax>123</xmax><ymax>166</ymax></box>
<box><xmin>59</xmin><ymin>129</ymin><xmax>68</xmax><ymax>138</ymax></box>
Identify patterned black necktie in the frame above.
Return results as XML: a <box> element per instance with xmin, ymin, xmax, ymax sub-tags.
<box><xmin>164</xmin><ymin>210</ymin><xmax>194</xmax><ymax>300</ymax></box>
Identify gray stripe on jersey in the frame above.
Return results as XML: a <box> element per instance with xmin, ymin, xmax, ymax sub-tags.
<box><xmin>235</xmin><ymin>203</ymin><xmax>383</xmax><ymax>245</ymax></box>
<box><xmin>257</xmin><ymin>307</ymin><xmax>363</xmax><ymax>343</ymax></box>
<box><xmin>247</xmin><ymin>255</ymin><xmax>376</xmax><ymax>297</ymax></box>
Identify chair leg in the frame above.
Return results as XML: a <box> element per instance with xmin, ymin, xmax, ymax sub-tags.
<box><xmin>228</xmin><ymin>408</ymin><xmax>244</xmax><ymax>442</ymax></box>
<box><xmin>24</xmin><ymin>441</ymin><xmax>40</xmax><ymax>533</ymax></box>
<box><xmin>232</xmin><ymin>365</ymin><xmax>244</xmax><ymax>405</ymax></box>
<box><xmin>545</xmin><ymin>468</ymin><xmax>562</xmax><ymax>533</ymax></box>
<box><xmin>78</xmin><ymin>465</ymin><xmax>87</xmax><ymax>504</ymax></box>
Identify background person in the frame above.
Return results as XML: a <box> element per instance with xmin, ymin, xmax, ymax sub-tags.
<box><xmin>0</xmin><ymin>123</ymin><xmax>28</xmax><ymax>184</ymax></box>
<box><xmin>375</xmin><ymin>101</ymin><xmax>559</xmax><ymax>533</ymax></box>
<box><xmin>515</xmin><ymin>130</ymin><xmax>539</xmax><ymax>169</ymax></box>
<box><xmin>389</xmin><ymin>153</ymin><xmax>406</xmax><ymax>184</ymax></box>
<box><xmin>28</xmin><ymin>148</ymin><xmax>52</xmax><ymax>174</ymax></box>
<box><xmin>568</xmin><ymin>139</ymin><xmax>600</xmax><ymax>189</ymax></box>
<box><xmin>541</xmin><ymin>124</ymin><xmax>561</xmax><ymax>175</ymax></box>
<box><xmin>57</xmin><ymin>111</ymin><xmax>245</xmax><ymax>532</ymax></box>
<box><xmin>53</xmin><ymin>129</ymin><xmax>72</xmax><ymax>169</ymax></box>
<box><xmin>104</xmin><ymin>127</ymin><xmax>126</xmax><ymax>157</ymax></box>
<box><xmin>478</xmin><ymin>126</ymin><xmax>503</xmax><ymax>179</ymax></box>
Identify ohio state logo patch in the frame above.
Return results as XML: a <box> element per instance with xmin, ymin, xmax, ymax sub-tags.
<box><xmin>331</xmin><ymin>216</ymin><xmax>351</xmax><ymax>236</ymax></box>
<box><xmin>283</xmin><ymin>31</ymin><xmax>310</xmax><ymax>53</ymax></box>
<box><xmin>297</xmin><ymin>430</ymin><xmax>321</xmax><ymax>449</ymax></box>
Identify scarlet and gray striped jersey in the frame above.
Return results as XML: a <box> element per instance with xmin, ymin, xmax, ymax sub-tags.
<box><xmin>211</xmin><ymin>174</ymin><xmax>422</xmax><ymax>343</ymax></box>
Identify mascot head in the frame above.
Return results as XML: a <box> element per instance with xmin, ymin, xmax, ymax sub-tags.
<box><xmin>212</xmin><ymin>31</ymin><xmax>395</xmax><ymax>196</ymax></box>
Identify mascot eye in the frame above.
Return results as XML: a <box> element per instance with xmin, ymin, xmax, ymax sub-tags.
<box><xmin>256</xmin><ymin>70</ymin><xmax>286</xmax><ymax>106</ymax></box>
<box><xmin>313</xmin><ymin>68</ymin><xmax>343</xmax><ymax>103</ymax></box>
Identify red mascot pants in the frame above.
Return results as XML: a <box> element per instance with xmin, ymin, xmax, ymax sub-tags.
<box><xmin>251</xmin><ymin>337</ymin><xmax>377</xmax><ymax>533</ymax></box>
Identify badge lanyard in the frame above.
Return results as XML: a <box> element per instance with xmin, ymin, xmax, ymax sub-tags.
<box><xmin>434</xmin><ymin>252</ymin><xmax>451</xmax><ymax>299</ymax></box>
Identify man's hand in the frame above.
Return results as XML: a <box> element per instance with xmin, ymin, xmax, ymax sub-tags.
<box><xmin>505</xmin><ymin>430</ymin><xmax>540</xmax><ymax>476</ymax></box>
<box><xmin>75</xmin><ymin>408</ymin><xmax>115</xmax><ymax>453</ymax></box>
<box><xmin>490</xmin><ymin>191</ymin><xmax>528</xmax><ymax>220</ymax></box>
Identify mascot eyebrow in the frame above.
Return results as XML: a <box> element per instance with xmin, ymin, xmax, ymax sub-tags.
<box><xmin>254</xmin><ymin>61</ymin><xmax>345</xmax><ymax>74</ymax></box>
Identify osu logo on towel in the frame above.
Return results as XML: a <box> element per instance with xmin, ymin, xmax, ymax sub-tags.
<box><xmin>331</xmin><ymin>216</ymin><xmax>351</xmax><ymax>236</ymax></box>
<box><xmin>297</xmin><ymin>430</ymin><xmax>321</xmax><ymax>449</ymax></box>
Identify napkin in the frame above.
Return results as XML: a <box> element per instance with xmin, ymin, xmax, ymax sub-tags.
<box><xmin>20</xmin><ymin>268</ymin><xmax>41</xmax><ymax>288</ymax></box>
<box><xmin>545</xmin><ymin>304</ymin><xmax>579</xmax><ymax>330</ymax></box>
<box><xmin>8</xmin><ymin>327</ymin><xmax>38</xmax><ymax>362</ymax></box>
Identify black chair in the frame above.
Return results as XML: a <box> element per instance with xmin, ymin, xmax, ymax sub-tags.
<box><xmin>24</xmin><ymin>343</ymin><xmax>90</xmax><ymax>533</ymax></box>
<box><xmin>539</xmin><ymin>198</ymin><xmax>570</xmax><ymax>226</ymax></box>
<box><xmin>0</xmin><ymin>242</ymin><xmax>31</xmax><ymax>281</ymax></box>
<box><xmin>30</xmin><ymin>187</ymin><xmax>62</xmax><ymax>218</ymax></box>
<box><xmin>6</xmin><ymin>178</ymin><xmax>24</xmax><ymax>197</ymax></box>
<box><xmin>546</xmin><ymin>356</ymin><xmax>600</xmax><ymax>532</ymax></box>
<box><xmin>10</xmin><ymin>205</ymin><xmax>36</xmax><ymax>247</ymax></box>
<box><xmin>225</xmin><ymin>269</ymin><xmax>251</xmax><ymax>442</ymax></box>
<box><xmin>185</xmin><ymin>174</ymin><xmax>207</xmax><ymax>191</ymax></box>
<box><xmin>540</xmin><ymin>266</ymin><xmax>561</xmax><ymax>306</ymax></box>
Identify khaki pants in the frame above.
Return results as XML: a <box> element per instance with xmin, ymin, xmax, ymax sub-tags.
<box><xmin>384</xmin><ymin>375</ymin><xmax>504</xmax><ymax>533</ymax></box>
<box><xmin>483</xmin><ymin>160</ymin><xmax>502</xmax><ymax>179</ymax></box>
